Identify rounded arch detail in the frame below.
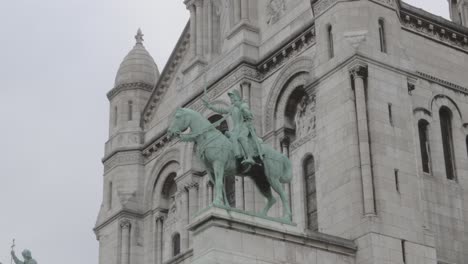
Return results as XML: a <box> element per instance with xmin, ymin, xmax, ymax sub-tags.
<box><xmin>144</xmin><ymin>147</ymin><xmax>182</xmax><ymax>209</ymax></box>
<box><xmin>431</xmin><ymin>94</ymin><xmax>463</xmax><ymax>122</ymax></box>
<box><xmin>264</xmin><ymin>57</ymin><xmax>314</xmax><ymax>133</ymax></box>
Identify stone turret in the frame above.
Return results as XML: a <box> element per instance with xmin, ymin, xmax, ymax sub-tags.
<box><xmin>449</xmin><ymin>0</ymin><xmax>468</xmax><ymax>26</ymax></box>
<box><xmin>107</xmin><ymin>29</ymin><xmax>159</xmax><ymax>145</ymax></box>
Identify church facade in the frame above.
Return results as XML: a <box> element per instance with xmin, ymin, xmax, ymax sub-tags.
<box><xmin>94</xmin><ymin>0</ymin><xmax>468</xmax><ymax>263</ymax></box>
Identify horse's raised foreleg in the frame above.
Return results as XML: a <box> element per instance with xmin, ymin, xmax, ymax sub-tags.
<box><xmin>212</xmin><ymin>161</ymin><xmax>225</xmax><ymax>207</ymax></box>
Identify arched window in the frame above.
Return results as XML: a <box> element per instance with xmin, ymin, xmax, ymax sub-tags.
<box><xmin>128</xmin><ymin>100</ymin><xmax>133</xmax><ymax>121</ymax></box>
<box><xmin>327</xmin><ymin>25</ymin><xmax>334</xmax><ymax>59</ymax></box>
<box><xmin>304</xmin><ymin>155</ymin><xmax>318</xmax><ymax>231</ymax></box>
<box><xmin>378</xmin><ymin>19</ymin><xmax>387</xmax><ymax>53</ymax></box>
<box><xmin>107</xmin><ymin>181</ymin><xmax>113</xmax><ymax>209</ymax></box>
<box><xmin>162</xmin><ymin>173</ymin><xmax>177</xmax><ymax>205</ymax></box>
<box><xmin>172</xmin><ymin>233</ymin><xmax>180</xmax><ymax>256</ymax></box>
<box><xmin>439</xmin><ymin>107</ymin><xmax>456</xmax><ymax>180</ymax></box>
<box><xmin>114</xmin><ymin>106</ymin><xmax>118</xmax><ymax>127</ymax></box>
<box><xmin>466</xmin><ymin>135</ymin><xmax>468</xmax><ymax>159</ymax></box>
<box><xmin>418</xmin><ymin>120</ymin><xmax>431</xmax><ymax>174</ymax></box>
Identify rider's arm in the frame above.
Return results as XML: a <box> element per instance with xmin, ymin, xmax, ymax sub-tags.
<box><xmin>11</xmin><ymin>253</ymin><xmax>23</xmax><ymax>264</ymax></box>
<box><xmin>207</xmin><ymin>104</ymin><xmax>229</xmax><ymax>115</ymax></box>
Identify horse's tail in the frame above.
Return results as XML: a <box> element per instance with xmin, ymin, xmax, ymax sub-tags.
<box><xmin>279</xmin><ymin>156</ymin><xmax>293</xmax><ymax>183</ymax></box>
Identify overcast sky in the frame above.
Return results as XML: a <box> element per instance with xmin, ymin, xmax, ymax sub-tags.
<box><xmin>0</xmin><ymin>1</ymin><xmax>449</xmax><ymax>264</ymax></box>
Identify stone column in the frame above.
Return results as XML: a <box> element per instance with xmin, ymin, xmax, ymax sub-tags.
<box><xmin>234</xmin><ymin>0</ymin><xmax>241</xmax><ymax>24</ymax></box>
<box><xmin>178</xmin><ymin>189</ymin><xmax>190</xmax><ymax>250</ymax></box>
<box><xmin>241</xmin><ymin>0</ymin><xmax>249</xmax><ymax>21</ymax></box>
<box><xmin>281</xmin><ymin>136</ymin><xmax>292</xmax><ymax>218</ymax></box>
<box><xmin>189</xmin><ymin>4</ymin><xmax>196</xmax><ymax>57</ymax></box>
<box><xmin>187</xmin><ymin>183</ymin><xmax>198</xmax><ymax>247</ymax></box>
<box><xmin>349</xmin><ymin>62</ymin><xmax>376</xmax><ymax>216</ymax></box>
<box><xmin>120</xmin><ymin>220</ymin><xmax>131</xmax><ymax>264</ymax></box>
<box><xmin>155</xmin><ymin>216</ymin><xmax>164</xmax><ymax>264</ymax></box>
<box><xmin>187</xmin><ymin>183</ymin><xmax>199</xmax><ymax>219</ymax></box>
<box><xmin>207</xmin><ymin>1</ymin><xmax>213</xmax><ymax>56</ymax></box>
<box><xmin>195</xmin><ymin>0</ymin><xmax>204</xmax><ymax>57</ymax></box>
<box><xmin>240</xmin><ymin>81</ymin><xmax>251</xmax><ymax>107</ymax></box>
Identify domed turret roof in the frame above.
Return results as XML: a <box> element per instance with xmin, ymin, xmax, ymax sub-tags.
<box><xmin>114</xmin><ymin>29</ymin><xmax>160</xmax><ymax>87</ymax></box>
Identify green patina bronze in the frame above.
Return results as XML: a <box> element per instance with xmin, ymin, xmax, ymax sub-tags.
<box><xmin>168</xmin><ymin>93</ymin><xmax>293</xmax><ymax>221</ymax></box>
<box><xmin>11</xmin><ymin>249</ymin><xmax>37</xmax><ymax>264</ymax></box>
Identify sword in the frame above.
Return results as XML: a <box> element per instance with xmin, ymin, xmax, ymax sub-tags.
<box><xmin>10</xmin><ymin>239</ymin><xmax>15</xmax><ymax>264</ymax></box>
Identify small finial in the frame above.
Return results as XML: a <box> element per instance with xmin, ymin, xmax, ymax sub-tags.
<box><xmin>135</xmin><ymin>28</ymin><xmax>144</xmax><ymax>44</ymax></box>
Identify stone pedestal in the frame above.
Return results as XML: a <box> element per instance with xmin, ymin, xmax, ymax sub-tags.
<box><xmin>187</xmin><ymin>206</ymin><xmax>356</xmax><ymax>264</ymax></box>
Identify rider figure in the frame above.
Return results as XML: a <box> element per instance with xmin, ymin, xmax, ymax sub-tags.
<box><xmin>203</xmin><ymin>89</ymin><xmax>257</xmax><ymax>167</ymax></box>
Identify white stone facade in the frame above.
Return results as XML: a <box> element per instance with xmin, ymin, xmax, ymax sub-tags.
<box><xmin>95</xmin><ymin>1</ymin><xmax>468</xmax><ymax>263</ymax></box>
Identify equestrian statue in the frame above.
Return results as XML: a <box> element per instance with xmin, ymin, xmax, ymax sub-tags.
<box><xmin>168</xmin><ymin>89</ymin><xmax>293</xmax><ymax>221</ymax></box>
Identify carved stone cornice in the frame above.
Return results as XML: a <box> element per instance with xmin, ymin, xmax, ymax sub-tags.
<box><xmin>348</xmin><ymin>61</ymin><xmax>368</xmax><ymax>79</ymax></box>
<box><xmin>141</xmin><ymin>133</ymin><xmax>174</xmax><ymax>160</ymax></box>
<box><xmin>258</xmin><ymin>26</ymin><xmax>315</xmax><ymax>78</ymax></box>
<box><xmin>311</xmin><ymin>0</ymin><xmax>341</xmax><ymax>17</ymax></box>
<box><xmin>416</xmin><ymin>71</ymin><xmax>468</xmax><ymax>95</ymax></box>
<box><xmin>104</xmin><ymin>151</ymin><xmax>143</xmax><ymax>172</ymax></box>
<box><xmin>401</xmin><ymin>7</ymin><xmax>468</xmax><ymax>53</ymax></box>
<box><xmin>107</xmin><ymin>82</ymin><xmax>153</xmax><ymax>100</ymax></box>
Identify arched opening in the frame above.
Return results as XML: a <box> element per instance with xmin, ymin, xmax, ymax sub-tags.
<box><xmin>303</xmin><ymin>155</ymin><xmax>318</xmax><ymax>231</ymax></box>
<box><xmin>107</xmin><ymin>181</ymin><xmax>113</xmax><ymax>209</ymax></box>
<box><xmin>172</xmin><ymin>233</ymin><xmax>181</xmax><ymax>256</ymax></box>
<box><xmin>285</xmin><ymin>87</ymin><xmax>315</xmax><ymax>141</ymax></box>
<box><xmin>114</xmin><ymin>106</ymin><xmax>118</xmax><ymax>127</ymax></box>
<box><xmin>439</xmin><ymin>107</ymin><xmax>456</xmax><ymax>180</ymax></box>
<box><xmin>327</xmin><ymin>25</ymin><xmax>334</xmax><ymax>59</ymax></box>
<box><xmin>128</xmin><ymin>100</ymin><xmax>133</xmax><ymax>121</ymax></box>
<box><xmin>162</xmin><ymin>173</ymin><xmax>178</xmax><ymax>207</ymax></box>
<box><xmin>466</xmin><ymin>135</ymin><xmax>468</xmax><ymax>159</ymax></box>
<box><xmin>378</xmin><ymin>19</ymin><xmax>387</xmax><ymax>53</ymax></box>
<box><xmin>418</xmin><ymin>120</ymin><xmax>431</xmax><ymax>174</ymax></box>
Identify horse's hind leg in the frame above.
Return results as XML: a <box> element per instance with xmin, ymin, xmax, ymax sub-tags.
<box><xmin>251</xmin><ymin>175</ymin><xmax>276</xmax><ymax>217</ymax></box>
<box><xmin>269</xmin><ymin>177</ymin><xmax>292</xmax><ymax>221</ymax></box>
<box><xmin>212</xmin><ymin>161</ymin><xmax>225</xmax><ymax>207</ymax></box>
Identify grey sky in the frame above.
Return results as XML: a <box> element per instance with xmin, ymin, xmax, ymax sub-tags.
<box><xmin>0</xmin><ymin>1</ymin><xmax>449</xmax><ymax>263</ymax></box>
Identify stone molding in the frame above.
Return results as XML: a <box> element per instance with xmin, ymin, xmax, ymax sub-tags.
<box><xmin>104</xmin><ymin>151</ymin><xmax>143</xmax><ymax>172</ymax></box>
<box><xmin>107</xmin><ymin>82</ymin><xmax>154</xmax><ymax>100</ymax></box>
<box><xmin>258</xmin><ymin>25</ymin><xmax>315</xmax><ymax>78</ymax></box>
<box><xmin>188</xmin><ymin>207</ymin><xmax>357</xmax><ymax>255</ymax></box>
<box><xmin>142</xmin><ymin>23</ymin><xmax>190</xmax><ymax>126</ymax></box>
<box><xmin>142</xmin><ymin>133</ymin><xmax>175</xmax><ymax>160</ymax></box>
<box><xmin>401</xmin><ymin>9</ymin><xmax>468</xmax><ymax>53</ymax></box>
<box><xmin>369</xmin><ymin>0</ymin><xmax>395</xmax><ymax>8</ymax></box>
<box><xmin>264</xmin><ymin>57</ymin><xmax>314</xmax><ymax>133</ymax></box>
<box><xmin>290</xmin><ymin>132</ymin><xmax>316</xmax><ymax>151</ymax></box>
<box><xmin>416</xmin><ymin>71</ymin><xmax>468</xmax><ymax>95</ymax></box>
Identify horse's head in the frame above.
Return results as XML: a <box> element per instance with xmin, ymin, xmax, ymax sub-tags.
<box><xmin>168</xmin><ymin>108</ymin><xmax>191</xmax><ymax>138</ymax></box>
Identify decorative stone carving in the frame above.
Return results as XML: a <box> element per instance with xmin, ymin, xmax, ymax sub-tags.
<box><xmin>104</xmin><ymin>152</ymin><xmax>143</xmax><ymax>172</ymax></box>
<box><xmin>294</xmin><ymin>94</ymin><xmax>316</xmax><ymax>139</ymax></box>
<box><xmin>313</xmin><ymin>0</ymin><xmax>340</xmax><ymax>17</ymax></box>
<box><xmin>266</xmin><ymin>0</ymin><xmax>286</xmax><ymax>25</ymax></box>
<box><xmin>107</xmin><ymin>82</ymin><xmax>153</xmax><ymax>100</ymax></box>
<box><xmin>401</xmin><ymin>10</ymin><xmax>468</xmax><ymax>53</ymax></box>
<box><xmin>120</xmin><ymin>219</ymin><xmax>132</xmax><ymax>229</ymax></box>
<box><xmin>417</xmin><ymin>71</ymin><xmax>468</xmax><ymax>95</ymax></box>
